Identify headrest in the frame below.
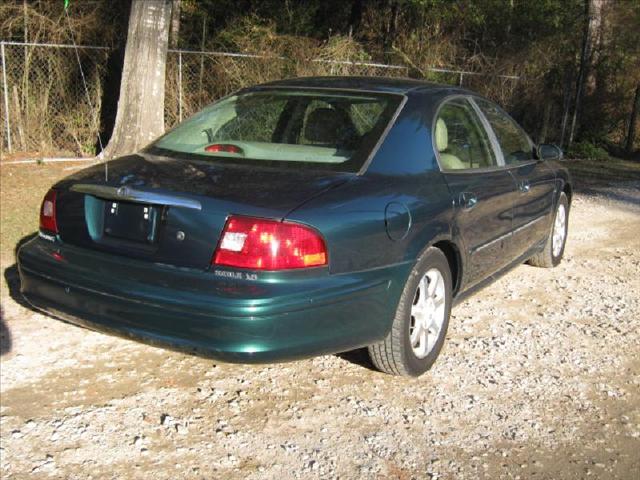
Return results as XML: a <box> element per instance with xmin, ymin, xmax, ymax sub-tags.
<box><xmin>435</xmin><ymin>118</ymin><xmax>448</xmax><ymax>152</ymax></box>
<box><xmin>304</xmin><ymin>108</ymin><xmax>344</xmax><ymax>144</ymax></box>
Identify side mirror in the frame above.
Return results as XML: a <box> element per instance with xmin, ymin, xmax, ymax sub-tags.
<box><xmin>536</xmin><ymin>143</ymin><xmax>563</xmax><ymax>161</ymax></box>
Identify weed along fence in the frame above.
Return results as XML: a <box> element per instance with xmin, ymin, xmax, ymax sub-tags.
<box><xmin>163</xmin><ymin>49</ymin><xmax>411</xmax><ymax>128</ymax></box>
<box><xmin>0</xmin><ymin>41</ymin><xmax>108</xmax><ymax>156</ymax></box>
<box><xmin>1</xmin><ymin>40</ymin><xmax>519</xmax><ymax>158</ymax></box>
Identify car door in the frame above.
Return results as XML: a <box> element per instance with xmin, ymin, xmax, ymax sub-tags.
<box><xmin>473</xmin><ymin>98</ymin><xmax>556</xmax><ymax>260</ymax></box>
<box><xmin>434</xmin><ymin>97</ymin><xmax>518</xmax><ymax>289</ymax></box>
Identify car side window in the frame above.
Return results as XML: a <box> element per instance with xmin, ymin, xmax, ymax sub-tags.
<box><xmin>435</xmin><ymin>98</ymin><xmax>498</xmax><ymax>170</ymax></box>
<box><xmin>475</xmin><ymin>98</ymin><xmax>533</xmax><ymax>164</ymax></box>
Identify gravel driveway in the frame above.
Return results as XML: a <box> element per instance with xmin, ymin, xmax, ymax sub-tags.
<box><xmin>1</xmin><ymin>188</ymin><xmax>639</xmax><ymax>479</ymax></box>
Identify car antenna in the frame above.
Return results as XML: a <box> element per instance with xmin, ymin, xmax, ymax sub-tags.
<box><xmin>63</xmin><ymin>1</ymin><xmax>107</xmax><ymax>182</ymax></box>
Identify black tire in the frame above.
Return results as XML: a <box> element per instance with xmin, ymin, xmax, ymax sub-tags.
<box><xmin>528</xmin><ymin>192</ymin><xmax>569</xmax><ymax>268</ymax></box>
<box><xmin>368</xmin><ymin>247</ymin><xmax>452</xmax><ymax>377</ymax></box>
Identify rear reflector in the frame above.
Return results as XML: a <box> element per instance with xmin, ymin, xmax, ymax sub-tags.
<box><xmin>205</xmin><ymin>143</ymin><xmax>243</xmax><ymax>154</ymax></box>
<box><xmin>39</xmin><ymin>189</ymin><xmax>58</xmax><ymax>234</ymax></box>
<box><xmin>213</xmin><ymin>216</ymin><xmax>327</xmax><ymax>270</ymax></box>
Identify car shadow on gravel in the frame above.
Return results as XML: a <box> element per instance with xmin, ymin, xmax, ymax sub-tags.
<box><xmin>576</xmin><ymin>185</ymin><xmax>640</xmax><ymax>207</ymax></box>
<box><xmin>335</xmin><ymin>347</ymin><xmax>379</xmax><ymax>372</ymax></box>
<box><xmin>2</xmin><ymin>233</ymin><xmax>43</xmax><ymax>355</ymax></box>
<box><xmin>3</xmin><ymin>232</ymin><xmax>40</xmax><ymax>312</ymax></box>
<box><xmin>0</xmin><ymin>307</ymin><xmax>11</xmax><ymax>355</ymax></box>
<box><xmin>2</xmin><ymin>233</ymin><xmax>382</xmax><ymax>370</ymax></box>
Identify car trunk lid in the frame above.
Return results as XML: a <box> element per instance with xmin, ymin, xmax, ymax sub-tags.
<box><xmin>53</xmin><ymin>153</ymin><xmax>351</xmax><ymax>269</ymax></box>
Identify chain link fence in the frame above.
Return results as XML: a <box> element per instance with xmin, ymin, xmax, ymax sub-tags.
<box><xmin>164</xmin><ymin>49</ymin><xmax>410</xmax><ymax>130</ymax></box>
<box><xmin>0</xmin><ymin>41</ymin><xmax>108</xmax><ymax>156</ymax></box>
<box><xmin>1</xmin><ymin>41</ymin><xmax>518</xmax><ymax>157</ymax></box>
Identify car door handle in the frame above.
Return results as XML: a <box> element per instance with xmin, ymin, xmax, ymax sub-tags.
<box><xmin>459</xmin><ymin>192</ymin><xmax>478</xmax><ymax>210</ymax></box>
<box><xmin>518</xmin><ymin>181</ymin><xmax>531</xmax><ymax>193</ymax></box>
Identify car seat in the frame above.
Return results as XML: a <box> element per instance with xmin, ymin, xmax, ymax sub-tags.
<box><xmin>304</xmin><ymin>108</ymin><xmax>358</xmax><ymax>148</ymax></box>
<box><xmin>435</xmin><ymin>118</ymin><xmax>466</xmax><ymax>170</ymax></box>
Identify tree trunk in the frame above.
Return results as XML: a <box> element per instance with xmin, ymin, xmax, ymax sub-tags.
<box><xmin>198</xmin><ymin>15</ymin><xmax>206</xmax><ymax>107</ymax></box>
<box><xmin>585</xmin><ymin>0</ymin><xmax>606</xmax><ymax>95</ymax></box>
<box><xmin>568</xmin><ymin>0</ymin><xmax>595</xmax><ymax>148</ymax></box>
<box><xmin>103</xmin><ymin>0</ymin><xmax>172</xmax><ymax>159</ymax></box>
<box><xmin>347</xmin><ymin>0</ymin><xmax>363</xmax><ymax>37</ymax></box>
<box><xmin>506</xmin><ymin>0</ymin><xmax>514</xmax><ymax>37</ymax></box>
<box><xmin>170</xmin><ymin>0</ymin><xmax>181</xmax><ymax>48</ymax></box>
<box><xmin>95</xmin><ymin>1</ymin><xmax>131</xmax><ymax>155</ymax></box>
<box><xmin>382</xmin><ymin>1</ymin><xmax>400</xmax><ymax>62</ymax></box>
<box><xmin>23</xmin><ymin>0</ymin><xmax>27</xmax><ymax>43</ymax></box>
<box><xmin>626</xmin><ymin>83</ymin><xmax>640</xmax><ymax>154</ymax></box>
<box><xmin>559</xmin><ymin>68</ymin><xmax>573</xmax><ymax>148</ymax></box>
<box><xmin>539</xmin><ymin>101</ymin><xmax>552</xmax><ymax>144</ymax></box>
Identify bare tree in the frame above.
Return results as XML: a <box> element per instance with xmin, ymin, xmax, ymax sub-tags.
<box><xmin>559</xmin><ymin>68</ymin><xmax>573</xmax><ymax>147</ymax></box>
<box><xmin>626</xmin><ymin>83</ymin><xmax>639</xmax><ymax>154</ymax></box>
<box><xmin>567</xmin><ymin>0</ymin><xmax>594</xmax><ymax>149</ymax></box>
<box><xmin>347</xmin><ymin>0</ymin><xmax>363</xmax><ymax>37</ymax></box>
<box><xmin>567</xmin><ymin>0</ymin><xmax>610</xmax><ymax>149</ymax></box>
<box><xmin>102</xmin><ymin>0</ymin><xmax>173</xmax><ymax>159</ymax></box>
<box><xmin>169</xmin><ymin>0</ymin><xmax>181</xmax><ymax>48</ymax></box>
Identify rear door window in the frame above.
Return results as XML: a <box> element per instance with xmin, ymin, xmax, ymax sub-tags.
<box><xmin>475</xmin><ymin>98</ymin><xmax>533</xmax><ymax>164</ymax></box>
<box><xmin>435</xmin><ymin>98</ymin><xmax>498</xmax><ymax>170</ymax></box>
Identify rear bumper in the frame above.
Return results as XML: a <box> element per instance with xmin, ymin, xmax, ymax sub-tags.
<box><xmin>18</xmin><ymin>238</ymin><xmax>410</xmax><ymax>363</ymax></box>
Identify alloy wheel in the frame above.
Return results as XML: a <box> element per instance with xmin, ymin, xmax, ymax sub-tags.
<box><xmin>409</xmin><ymin>268</ymin><xmax>446</xmax><ymax>359</ymax></box>
<box><xmin>552</xmin><ymin>203</ymin><xmax>566</xmax><ymax>257</ymax></box>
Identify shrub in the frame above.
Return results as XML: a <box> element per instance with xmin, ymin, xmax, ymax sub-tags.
<box><xmin>567</xmin><ymin>141</ymin><xmax>610</xmax><ymax>160</ymax></box>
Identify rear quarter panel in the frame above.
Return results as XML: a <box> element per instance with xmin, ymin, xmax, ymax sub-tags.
<box><xmin>285</xmin><ymin>174</ymin><xmax>454</xmax><ymax>275</ymax></box>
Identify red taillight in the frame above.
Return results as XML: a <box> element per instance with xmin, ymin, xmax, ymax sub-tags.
<box><xmin>204</xmin><ymin>143</ymin><xmax>243</xmax><ymax>154</ymax></box>
<box><xmin>39</xmin><ymin>189</ymin><xmax>58</xmax><ymax>234</ymax></box>
<box><xmin>213</xmin><ymin>216</ymin><xmax>327</xmax><ymax>270</ymax></box>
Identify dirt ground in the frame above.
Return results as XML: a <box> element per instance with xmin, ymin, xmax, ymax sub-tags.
<box><xmin>1</xmin><ymin>160</ymin><xmax>639</xmax><ymax>479</ymax></box>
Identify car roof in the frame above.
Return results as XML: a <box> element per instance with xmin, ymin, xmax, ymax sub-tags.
<box><xmin>249</xmin><ymin>76</ymin><xmax>469</xmax><ymax>95</ymax></box>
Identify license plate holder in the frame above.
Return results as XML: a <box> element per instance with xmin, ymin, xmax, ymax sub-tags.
<box><xmin>103</xmin><ymin>201</ymin><xmax>158</xmax><ymax>243</ymax></box>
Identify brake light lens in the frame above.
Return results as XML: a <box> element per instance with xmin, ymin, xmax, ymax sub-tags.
<box><xmin>39</xmin><ymin>189</ymin><xmax>58</xmax><ymax>234</ymax></box>
<box><xmin>213</xmin><ymin>216</ymin><xmax>327</xmax><ymax>270</ymax></box>
<box><xmin>204</xmin><ymin>143</ymin><xmax>243</xmax><ymax>154</ymax></box>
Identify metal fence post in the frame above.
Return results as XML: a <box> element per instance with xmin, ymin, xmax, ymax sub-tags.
<box><xmin>178</xmin><ymin>51</ymin><xmax>183</xmax><ymax>123</ymax></box>
<box><xmin>1</xmin><ymin>41</ymin><xmax>12</xmax><ymax>152</ymax></box>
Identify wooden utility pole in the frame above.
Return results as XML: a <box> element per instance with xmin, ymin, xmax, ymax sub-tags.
<box><xmin>103</xmin><ymin>0</ymin><xmax>173</xmax><ymax>159</ymax></box>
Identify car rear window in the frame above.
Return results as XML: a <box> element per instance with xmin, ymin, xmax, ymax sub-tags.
<box><xmin>149</xmin><ymin>89</ymin><xmax>403</xmax><ymax>172</ymax></box>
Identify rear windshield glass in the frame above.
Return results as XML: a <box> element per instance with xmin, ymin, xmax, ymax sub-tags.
<box><xmin>148</xmin><ymin>89</ymin><xmax>403</xmax><ymax>172</ymax></box>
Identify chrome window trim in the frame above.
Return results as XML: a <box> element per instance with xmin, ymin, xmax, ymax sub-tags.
<box><xmin>358</xmin><ymin>94</ymin><xmax>408</xmax><ymax>175</ymax></box>
<box><xmin>468</xmin><ymin>96</ymin><xmax>505</xmax><ymax>167</ymax></box>
<box><xmin>441</xmin><ymin>159</ymin><xmax>540</xmax><ymax>175</ymax></box>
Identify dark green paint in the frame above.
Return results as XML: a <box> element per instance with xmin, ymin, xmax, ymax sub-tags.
<box><xmin>18</xmin><ymin>78</ymin><xmax>571</xmax><ymax>363</ymax></box>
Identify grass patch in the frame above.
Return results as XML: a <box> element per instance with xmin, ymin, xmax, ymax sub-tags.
<box><xmin>0</xmin><ymin>163</ymin><xmax>73</xmax><ymax>273</ymax></box>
